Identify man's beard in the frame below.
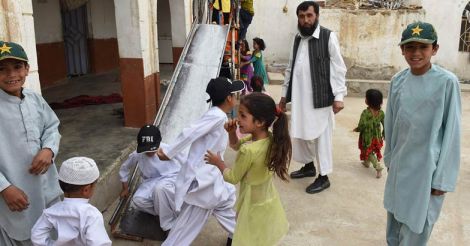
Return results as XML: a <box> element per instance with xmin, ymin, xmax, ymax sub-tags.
<box><xmin>298</xmin><ymin>21</ymin><xmax>318</xmax><ymax>37</ymax></box>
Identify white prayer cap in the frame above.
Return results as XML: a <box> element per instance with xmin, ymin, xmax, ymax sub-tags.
<box><xmin>59</xmin><ymin>157</ymin><xmax>100</xmax><ymax>185</ymax></box>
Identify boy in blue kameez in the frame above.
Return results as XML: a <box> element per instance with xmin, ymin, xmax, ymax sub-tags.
<box><xmin>0</xmin><ymin>41</ymin><xmax>62</xmax><ymax>245</ymax></box>
<box><xmin>384</xmin><ymin>22</ymin><xmax>461</xmax><ymax>245</ymax></box>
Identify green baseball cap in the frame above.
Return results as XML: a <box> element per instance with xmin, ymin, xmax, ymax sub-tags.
<box><xmin>0</xmin><ymin>41</ymin><xmax>28</xmax><ymax>62</ymax></box>
<box><xmin>399</xmin><ymin>22</ymin><xmax>438</xmax><ymax>46</ymax></box>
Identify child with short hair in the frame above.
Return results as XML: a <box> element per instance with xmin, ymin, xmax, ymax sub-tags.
<box><xmin>205</xmin><ymin>92</ymin><xmax>290</xmax><ymax>245</ymax></box>
<box><xmin>353</xmin><ymin>89</ymin><xmax>384</xmax><ymax>178</ymax></box>
<box><xmin>157</xmin><ymin>77</ymin><xmax>245</xmax><ymax>246</ymax></box>
<box><xmin>31</xmin><ymin>157</ymin><xmax>111</xmax><ymax>246</ymax></box>
<box><xmin>242</xmin><ymin>37</ymin><xmax>269</xmax><ymax>85</ymax></box>
<box><xmin>119</xmin><ymin>124</ymin><xmax>182</xmax><ymax>231</ymax></box>
<box><xmin>384</xmin><ymin>22</ymin><xmax>461</xmax><ymax>245</ymax></box>
<box><xmin>0</xmin><ymin>40</ymin><xmax>63</xmax><ymax>245</ymax></box>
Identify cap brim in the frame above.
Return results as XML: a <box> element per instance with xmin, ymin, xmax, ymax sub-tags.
<box><xmin>137</xmin><ymin>145</ymin><xmax>158</xmax><ymax>153</ymax></box>
<box><xmin>399</xmin><ymin>38</ymin><xmax>435</xmax><ymax>46</ymax></box>
<box><xmin>229</xmin><ymin>80</ymin><xmax>246</xmax><ymax>93</ymax></box>
<box><xmin>0</xmin><ymin>56</ymin><xmax>28</xmax><ymax>62</ymax></box>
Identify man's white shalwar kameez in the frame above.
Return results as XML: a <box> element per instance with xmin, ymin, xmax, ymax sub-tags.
<box><xmin>119</xmin><ymin>143</ymin><xmax>182</xmax><ymax>231</ymax></box>
<box><xmin>160</xmin><ymin>106</ymin><xmax>236</xmax><ymax>246</ymax></box>
<box><xmin>282</xmin><ymin>25</ymin><xmax>347</xmax><ymax>175</ymax></box>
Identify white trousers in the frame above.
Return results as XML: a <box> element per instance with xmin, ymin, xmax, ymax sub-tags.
<box><xmin>162</xmin><ymin>193</ymin><xmax>236</xmax><ymax>246</ymax></box>
<box><xmin>292</xmin><ymin>122</ymin><xmax>333</xmax><ymax>175</ymax></box>
<box><xmin>132</xmin><ymin>177</ymin><xmax>177</xmax><ymax>231</ymax></box>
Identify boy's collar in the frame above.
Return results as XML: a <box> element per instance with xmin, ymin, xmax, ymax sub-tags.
<box><xmin>0</xmin><ymin>88</ymin><xmax>24</xmax><ymax>102</ymax></box>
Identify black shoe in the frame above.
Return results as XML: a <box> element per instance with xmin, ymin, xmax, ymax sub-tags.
<box><xmin>226</xmin><ymin>237</ymin><xmax>232</xmax><ymax>246</ymax></box>
<box><xmin>290</xmin><ymin>162</ymin><xmax>316</xmax><ymax>179</ymax></box>
<box><xmin>306</xmin><ymin>175</ymin><xmax>330</xmax><ymax>194</ymax></box>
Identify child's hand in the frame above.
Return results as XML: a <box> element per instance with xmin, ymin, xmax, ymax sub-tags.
<box><xmin>29</xmin><ymin>148</ymin><xmax>54</xmax><ymax>175</ymax></box>
<box><xmin>120</xmin><ymin>188</ymin><xmax>129</xmax><ymax>199</ymax></box>
<box><xmin>204</xmin><ymin>150</ymin><xmax>223</xmax><ymax>166</ymax></box>
<box><xmin>157</xmin><ymin>148</ymin><xmax>170</xmax><ymax>161</ymax></box>
<box><xmin>431</xmin><ymin>188</ymin><xmax>446</xmax><ymax>196</ymax></box>
<box><xmin>224</xmin><ymin>119</ymin><xmax>238</xmax><ymax>134</ymax></box>
<box><xmin>1</xmin><ymin>185</ymin><xmax>29</xmax><ymax>212</ymax></box>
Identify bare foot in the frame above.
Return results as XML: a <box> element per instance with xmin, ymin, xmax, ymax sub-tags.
<box><xmin>376</xmin><ymin>170</ymin><xmax>382</xmax><ymax>179</ymax></box>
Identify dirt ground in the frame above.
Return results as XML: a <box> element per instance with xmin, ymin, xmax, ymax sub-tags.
<box><xmin>107</xmin><ymin>85</ymin><xmax>470</xmax><ymax>246</ymax></box>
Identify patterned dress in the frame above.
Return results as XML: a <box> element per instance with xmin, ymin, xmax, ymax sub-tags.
<box><xmin>356</xmin><ymin>108</ymin><xmax>385</xmax><ymax>162</ymax></box>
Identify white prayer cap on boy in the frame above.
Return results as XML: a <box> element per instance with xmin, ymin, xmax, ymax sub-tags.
<box><xmin>59</xmin><ymin>157</ymin><xmax>100</xmax><ymax>185</ymax></box>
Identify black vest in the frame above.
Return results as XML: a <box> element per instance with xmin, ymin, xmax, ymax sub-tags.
<box><xmin>286</xmin><ymin>26</ymin><xmax>334</xmax><ymax>108</ymax></box>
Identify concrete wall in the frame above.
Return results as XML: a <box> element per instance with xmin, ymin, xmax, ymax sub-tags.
<box><xmin>0</xmin><ymin>0</ymin><xmax>41</xmax><ymax>93</ymax></box>
<box><xmin>247</xmin><ymin>0</ymin><xmax>470</xmax><ymax>80</ymax></box>
<box><xmin>157</xmin><ymin>0</ymin><xmax>173</xmax><ymax>63</ymax></box>
<box><xmin>32</xmin><ymin>0</ymin><xmax>62</xmax><ymax>43</ymax></box>
<box><xmin>88</xmin><ymin>0</ymin><xmax>119</xmax><ymax>73</ymax></box>
<box><xmin>422</xmin><ymin>0</ymin><xmax>470</xmax><ymax>80</ymax></box>
<box><xmin>88</xmin><ymin>0</ymin><xmax>117</xmax><ymax>39</ymax></box>
<box><xmin>169</xmin><ymin>0</ymin><xmax>192</xmax><ymax>64</ymax></box>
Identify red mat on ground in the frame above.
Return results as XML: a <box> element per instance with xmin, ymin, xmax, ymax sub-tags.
<box><xmin>49</xmin><ymin>93</ymin><xmax>123</xmax><ymax>109</ymax></box>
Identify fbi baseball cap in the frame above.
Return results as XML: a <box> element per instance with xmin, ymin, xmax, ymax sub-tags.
<box><xmin>137</xmin><ymin>125</ymin><xmax>162</xmax><ymax>153</ymax></box>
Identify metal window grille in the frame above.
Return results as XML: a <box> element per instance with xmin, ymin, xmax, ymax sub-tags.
<box><xmin>459</xmin><ymin>6</ymin><xmax>470</xmax><ymax>52</ymax></box>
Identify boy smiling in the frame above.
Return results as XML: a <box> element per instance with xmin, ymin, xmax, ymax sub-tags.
<box><xmin>383</xmin><ymin>22</ymin><xmax>461</xmax><ymax>245</ymax></box>
<box><xmin>0</xmin><ymin>41</ymin><xmax>62</xmax><ymax>244</ymax></box>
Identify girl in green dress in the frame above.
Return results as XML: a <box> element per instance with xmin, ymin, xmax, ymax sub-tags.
<box><xmin>242</xmin><ymin>38</ymin><xmax>269</xmax><ymax>85</ymax></box>
<box><xmin>205</xmin><ymin>93</ymin><xmax>290</xmax><ymax>246</ymax></box>
<box><xmin>354</xmin><ymin>89</ymin><xmax>385</xmax><ymax>178</ymax></box>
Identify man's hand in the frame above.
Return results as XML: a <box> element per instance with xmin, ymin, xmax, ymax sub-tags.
<box><xmin>224</xmin><ymin>119</ymin><xmax>238</xmax><ymax>134</ymax></box>
<box><xmin>278</xmin><ymin>97</ymin><xmax>287</xmax><ymax>112</ymax></box>
<box><xmin>29</xmin><ymin>148</ymin><xmax>54</xmax><ymax>175</ymax></box>
<box><xmin>431</xmin><ymin>188</ymin><xmax>446</xmax><ymax>196</ymax></box>
<box><xmin>332</xmin><ymin>101</ymin><xmax>344</xmax><ymax>114</ymax></box>
<box><xmin>1</xmin><ymin>185</ymin><xmax>29</xmax><ymax>212</ymax></box>
<box><xmin>157</xmin><ymin>148</ymin><xmax>170</xmax><ymax>161</ymax></box>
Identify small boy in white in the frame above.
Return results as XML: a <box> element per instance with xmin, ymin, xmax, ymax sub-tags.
<box><xmin>157</xmin><ymin>77</ymin><xmax>245</xmax><ymax>246</ymax></box>
<box><xmin>119</xmin><ymin>125</ymin><xmax>182</xmax><ymax>231</ymax></box>
<box><xmin>31</xmin><ymin>157</ymin><xmax>111</xmax><ymax>246</ymax></box>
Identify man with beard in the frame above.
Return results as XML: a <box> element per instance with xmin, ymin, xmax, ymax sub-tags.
<box><xmin>279</xmin><ymin>1</ymin><xmax>347</xmax><ymax>194</ymax></box>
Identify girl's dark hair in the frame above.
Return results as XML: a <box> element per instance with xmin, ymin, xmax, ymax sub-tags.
<box><xmin>253</xmin><ymin>37</ymin><xmax>266</xmax><ymax>51</ymax></box>
<box><xmin>242</xmin><ymin>39</ymin><xmax>250</xmax><ymax>52</ymax></box>
<box><xmin>59</xmin><ymin>180</ymin><xmax>88</xmax><ymax>193</ymax></box>
<box><xmin>240</xmin><ymin>93</ymin><xmax>291</xmax><ymax>181</ymax></box>
<box><xmin>297</xmin><ymin>1</ymin><xmax>320</xmax><ymax>16</ymax></box>
<box><xmin>365</xmin><ymin>89</ymin><xmax>383</xmax><ymax>110</ymax></box>
<box><xmin>250</xmin><ymin>75</ymin><xmax>264</xmax><ymax>92</ymax></box>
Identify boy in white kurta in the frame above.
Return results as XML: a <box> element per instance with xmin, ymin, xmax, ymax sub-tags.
<box><xmin>119</xmin><ymin>125</ymin><xmax>182</xmax><ymax>231</ymax></box>
<box><xmin>31</xmin><ymin>157</ymin><xmax>111</xmax><ymax>246</ymax></box>
<box><xmin>157</xmin><ymin>77</ymin><xmax>245</xmax><ymax>246</ymax></box>
<box><xmin>384</xmin><ymin>22</ymin><xmax>461</xmax><ymax>245</ymax></box>
<box><xmin>0</xmin><ymin>41</ymin><xmax>63</xmax><ymax>245</ymax></box>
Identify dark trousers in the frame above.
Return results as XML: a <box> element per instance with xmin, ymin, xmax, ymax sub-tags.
<box><xmin>239</xmin><ymin>8</ymin><xmax>253</xmax><ymax>41</ymax></box>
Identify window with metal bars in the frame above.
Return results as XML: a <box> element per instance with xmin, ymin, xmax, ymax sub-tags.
<box><xmin>459</xmin><ymin>2</ymin><xmax>470</xmax><ymax>52</ymax></box>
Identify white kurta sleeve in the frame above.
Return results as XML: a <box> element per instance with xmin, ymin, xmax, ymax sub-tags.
<box><xmin>85</xmin><ymin>211</ymin><xmax>112</xmax><ymax>246</ymax></box>
<box><xmin>162</xmin><ymin>114</ymin><xmax>223</xmax><ymax>159</ymax></box>
<box><xmin>31</xmin><ymin>214</ymin><xmax>54</xmax><ymax>246</ymax></box>
<box><xmin>432</xmin><ymin>79</ymin><xmax>461</xmax><ymax>192</ymax></box>
<box><xmin>39</xmin><ymin>97</ymin><xmax>61</xmax><ymax>157</ymax></box>
<box><xmin>328</xmin><ymin>32</ymin><xmax>347</xmax><ymax>101</ymax></box>
<box><xmin>281</xmin><ymin>36</ymin><xmax>296</xmax><ymax>98</ymax></box>
<box><xmin>119</xmin><ymin>151</ymin><xmax>138</xmax><ymax>182</ymax></box>
<box><xmin>0</xmin><ymin>171</ymin><xmax>10</xmax><ymax>192</ymax></box>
